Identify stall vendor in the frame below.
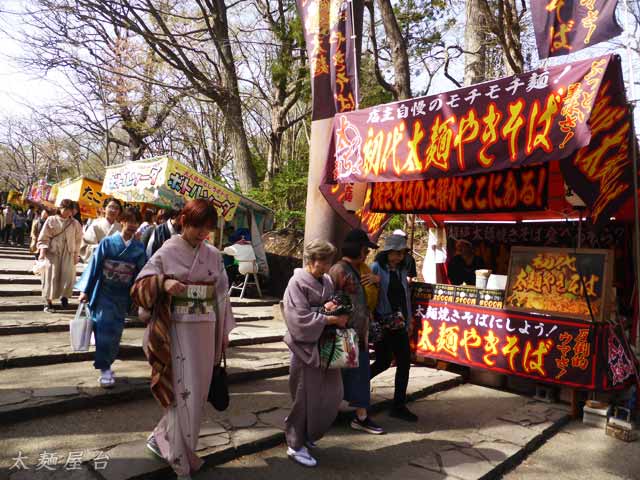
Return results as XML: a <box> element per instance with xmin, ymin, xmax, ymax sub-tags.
<box><xmin>448</xmin><ymin>239</ymin><xmax>485</xmax><ymax>286</ymax></box>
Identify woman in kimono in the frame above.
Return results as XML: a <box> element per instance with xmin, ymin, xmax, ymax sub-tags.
<box><xmin>80</xmin><ymin>199</ymin><xmax>122</xmax><ymax>263</ymax></box>
<box><xmin>131</xmin><ymin>199</ymin><xmax>235</xmax><ymax>480</ymax></box>
<box><xmin>283</xmin><ymin>239</ymin><xmax>348</xmax><ymax>468</ymax></box>
<box><xmin>76</xmin><ymin>207</ymin><xmax>147</xmax><ymax>387</ymax></box>
<box><xmin>37</xmin><ymin>199</ymin><xmax>83</xmax><ymax>312</ymax></box>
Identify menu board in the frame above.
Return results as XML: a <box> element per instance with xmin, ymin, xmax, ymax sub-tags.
<box><xmin>433</xmin><ymin>284</ymin><xmax>456</xmax><ymax>303</ymax></box>
<box><xmin>454</xmin><ymin>286</ymin><xmax>478</xmax><ymax>306</ymax></box>
<box><xmin>476</xmin><ymin>289</ymin><xmax>505</xmax><ymax>309</ymax></box>
<box><xmin>504</xmin><ymin>247</ymin><xmax>611</xmax><ymax>322</ymax></box>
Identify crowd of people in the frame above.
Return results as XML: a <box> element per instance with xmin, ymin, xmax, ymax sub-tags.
<box><xmin>1</xmin><ymin>203</ymin><xmax>37</xmax><ymax>247</ymax></box>
<box><xmin>6</xmin><ymin>194</ymin><xmax>421</xmax><ymax>479</ymax></box>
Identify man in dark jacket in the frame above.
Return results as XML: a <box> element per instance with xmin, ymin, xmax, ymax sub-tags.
<box><xmin>145</xmin><ymin>208</ymin><xmax>181</xmax><ymax>258</ymax></box>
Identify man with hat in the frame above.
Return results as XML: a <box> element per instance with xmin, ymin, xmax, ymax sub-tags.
<box><xmin>329</xmin><ymin>228</ymin><xmax>385</xmax><ymax>435</ymax></box>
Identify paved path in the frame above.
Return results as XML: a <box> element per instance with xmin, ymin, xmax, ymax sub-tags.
<box><xmin>0</xmin><ymin>319</ymin><xmax>286</xmax><ymax>368</ymax></box>
<box><xmin>0</xmin><ymin>367</ymin><xmax>463</xmax><ymax>479</ymax></box>
<box><xmin>504</xmin><ymin>420</ymin><xmax>640</xmax><ymax>480</ymax></box>
<box><xmin>192</xmin><ymin>383</ymin><xmax>569</xmax><ymax>480</ymax></box>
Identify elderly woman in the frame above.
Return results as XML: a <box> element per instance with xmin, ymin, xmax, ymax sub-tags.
<box><xmin>131</xmin><ymin>199</ymin><xmax>235</xmax><ymax>480</ymax></box>
<box><xmin>370</xmin><ymin>234</ymin><xmax>417</xmax><ymax>422</ymax></box>
<box><xmin>37</xmin><ymin>199</ymin><xmax>83</xmax><ymax>312</ymax></box>
<box><xmin>283</xmin><ymin>239</ymin><xmax>348</xmax><ymax>467</ymax></box>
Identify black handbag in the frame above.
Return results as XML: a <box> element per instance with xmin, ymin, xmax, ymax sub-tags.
<box><xmin>208</xmin><ymin>353</ymin><xmax>229</xmax><ymax>411</ymax></box>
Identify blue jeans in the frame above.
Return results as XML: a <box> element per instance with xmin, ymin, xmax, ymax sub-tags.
<box><xmin>342</xmin><ymin>347</ymin><xmax>371</xmax><ymax>409</ymax></box>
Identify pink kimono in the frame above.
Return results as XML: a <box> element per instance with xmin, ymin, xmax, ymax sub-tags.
<box><xmin>134</xmin><ymin>235</ymin><xmax>235</xmax><ymax>476</ymax></box>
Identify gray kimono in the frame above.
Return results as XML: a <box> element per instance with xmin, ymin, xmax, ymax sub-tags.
<box><xmin>283</xmin><ymin>268</ymin><xmax>343</xmax><ymax>450</ymax></box>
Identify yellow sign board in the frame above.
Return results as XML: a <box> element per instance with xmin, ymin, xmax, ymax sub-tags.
<box><xmin>55</xmin><ymin>177</ymin><xmax>110</xmax><ymax>219</ymax></box>
<box><xmin>102</xmin><ymin>156</ymin><xmax>240</xmax><ymax>221</ymax></box>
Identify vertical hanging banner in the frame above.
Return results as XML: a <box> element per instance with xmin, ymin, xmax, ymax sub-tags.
<box><xmin>297</xmin><ymin>0</ymin><xmax>359</xmax><ymax>120</ymax></box>
<box><xmin>531</xmin><ymin>0</ymin><xmax>623</xmax><ymax>59</ymax></box>
<box><xmin>297</xmin><ymin>0</ymin><xmax>389</xmax><ymax>238</ymax></box>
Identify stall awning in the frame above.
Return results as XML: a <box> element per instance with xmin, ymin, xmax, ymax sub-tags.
<box><xmin>101</xmin><ymin>156</ymin><xmax>241</xmax><ymax>221</ymax></box>
<box><xmin>54</xmin><ymin>177</ymin><xmax>110</xmax><ymax>219</ymax></box>
<box><xmin>324</xmin><ymin>54</ymin><xmax>636</xmax><ymax>230</ymax></box>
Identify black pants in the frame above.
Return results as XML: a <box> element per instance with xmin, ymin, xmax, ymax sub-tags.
<box><xmin>1</xmin><ymin>225</ymin><xmax>12</xmax><ymax>243</ymax></box>
<box><xmin>370</xmin><ymin>328</ymin><xmax>411</xmax><ymax>408</ymax></box>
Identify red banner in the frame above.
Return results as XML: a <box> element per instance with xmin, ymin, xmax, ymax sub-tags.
<box><xmin>296</xmin><ymin>0</ymin><xmax>361</xmax><ymax>121</ymax></box>
<box><xmin>331</xmin><ymin>54</ymin><xmax>634</xmax><ymax>226</ymax></box>
<box><xmin>413</xmin><ymin>297</ymin><xmax>597</xmax><ymax>388</ymax></box>
<box><xmin>370</xmin><ymin>164</ymin><xmax>549</xmax><ymax>215</ymax></box>
<box><xmin>531</xmin><ymin>0</ymin><xmax>623</xmax><ymax>59</ymax></box>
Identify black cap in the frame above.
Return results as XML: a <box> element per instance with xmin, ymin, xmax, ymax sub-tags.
<box><xmin>344</xmin><ymin>228</ymin><xmax>379</xmax><ymax>249</ymax></box>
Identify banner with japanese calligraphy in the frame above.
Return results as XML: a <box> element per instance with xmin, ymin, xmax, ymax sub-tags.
<box><xmin>296</xmin><ymin>0</ymin><xmax>361</xmax><ymax>121</ymax></box>
<box><xmin>413</xmin><ymin>296</ymin><xmax>597</xmax><ymax>388</ymax></box>
<box><xmin>331</xmin><ymin>55</ymin><xmax>635</xmax><ymax>227</ymax></box>
<box><xmin>370</xmin><ymin>164</ymin><xmax>550</xmax><ymax>215</ymax></box>
<box><xmin>445</xmin><ymin>222</ymin><xmax>628</xmax><ymax>249</ymax></box>
<box><xmin>102</xmin><ymin>157</ymin><xmax>240</xmax><ymax>221</ymax></box>
<box><xmin>531</xmin><ymin>0</ymin><xmax>623</xmax><ymax>59</ymax></box>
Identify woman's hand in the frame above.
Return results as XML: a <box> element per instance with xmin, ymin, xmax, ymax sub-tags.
<box><xmin>323</xmin><ymin>300</ymin><xmax>338</xmax><ymax>312</ymax></box>
<box><xmin>38</xmin><ymin>248</ymin><xmax>46</xmax><ymax>261</ymax></box>
<box><xmin>327</xmin><ymin>314</ymin><xmax>349</xmax><ymax>328</ymax></box>
<box><xmin>361</xmin><ymin>272</ymin><xmax>380</xmax><ymax>287</ymax></box>
<box><xmin>78</xmin><ymin>292</ymin><xmax>88</xmax><ymax>303</ymax></box>
<box><xmin>164</xmin><ymin>279</ymin><xmax>187</xmax><ymax>296</ymax></box>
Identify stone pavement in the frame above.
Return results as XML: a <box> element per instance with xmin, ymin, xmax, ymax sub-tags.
<box><xmin>0</xmin><ymin>319</ymin><xmax>286</xmax><ymax>368</ymax></box>
<box><xmin>504</xmin><ymin>420</ymin><xmax>640</xmax><ymax>480</ymax></box>
<box><xmin>0</xmin><ymin>367</ymin><xmax>463</xmax><ymax>480</ymax></box>
<box><xmin>0</xmin><ymin>343</ymin><xmax>294</xmax><ymax>424</ymax></box>
<box><xmin>189</xmin><ymin>383</ymin><xmax>569</xmax><ymax>480</ymax></box>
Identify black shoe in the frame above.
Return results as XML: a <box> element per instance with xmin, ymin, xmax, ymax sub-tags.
<box><xmin>60</xmin><ymin>297</ymin><xmax>69</xmax><ymax>308</ymax></box>
<box><xmin>350</xmin><ymin>416</ymin><xmax>385</xmax><ymax>434</ymax></box>
<box><xmin>389</xmin><ymin>406</ymin><xmax>418</xmax><ymax>423</ymax></box>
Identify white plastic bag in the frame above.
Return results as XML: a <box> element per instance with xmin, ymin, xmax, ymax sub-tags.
<box><xmin>70</xmin><ymin>303</ymin><xmax>93</xmax><ymax>352</ymax></box>
<box><xmin>32</xmin><ymin>258</ymin><xmax>50</xmax><ymax>277</ymax></box>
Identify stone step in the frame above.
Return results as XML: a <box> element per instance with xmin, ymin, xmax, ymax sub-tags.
<box><xmin>0</xmin><ymin>285</ymin><xmax>81</xmax><ymax>296</ymax></box>
<box><xmin>0</xmin><ymin>319</ymin><xmax>286</xmax><ymax>369</ymax></box>
<box><xmin>0</xmin><ymin>367</ymin><xmax>464</xmax><ymax>477</ymax></box>
<box><xmin>0</xmin><ymin>295</ymin><xmax>279</xmax><ymax>312</ymax></box>
<box><xmin>0</xmin><ymin>305</ymin><xmax>276</xmax><ymax>336</ymax></box>
<box><xmin>0</xmin><ymin>274</ymin><xmax>42</xmax><ymax>285</ymax></box>
<box><xmin>0</xmin><ymin>343</ymin><xmax>296</xmax><ymax>425</ymax></box>
<box><xmin>0</xmin><ymin>254</ymin><xmax>36</xmax><ymax>261</ymax></box>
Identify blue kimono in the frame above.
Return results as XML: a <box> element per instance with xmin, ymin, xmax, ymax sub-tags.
<box><xmin>76</xmin><ymin>233</ymin><xmax>147</xmax><ymax>370</ymax></box>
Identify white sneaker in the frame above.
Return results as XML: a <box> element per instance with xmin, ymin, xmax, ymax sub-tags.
<box><xmin>287</xmin><ymin>446</ymin><xmax>317</xmax><ymax>467</ymax></box>
<box><xmin>99</xmin><ymin>370</ymin><xmax>115</xmax><ymax>388</ymax></box>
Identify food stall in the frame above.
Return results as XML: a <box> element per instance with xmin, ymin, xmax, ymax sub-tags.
<box><xmin>54</xmin><ymin>176</ymin><xmax>111</xmax><ymax>219</ymax></box>
<box><xmin>323</xmin><ymin>53</ymin><xmax>640</xmax><ymax>403</ymax></box>
<box><xmin>101</xmin><ymin>156</ymin><xmax>274</xmax><ymax>275</ymax></box>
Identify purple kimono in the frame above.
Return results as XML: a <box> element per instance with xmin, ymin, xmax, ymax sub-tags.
<box><xmin>283</xmin><ymin>268</ymin><xmax>343</xmax><ymax>450</ymax></box>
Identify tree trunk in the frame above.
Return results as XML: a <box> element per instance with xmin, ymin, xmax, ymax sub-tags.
<box><xmin>375</xmin><ymin>0</ymin><xmax>412</xmax><ymax>99</ymax></box>
<box><xmin>215</xmin><ymin>0</ymin><xmax>258</xmax><ymax>192</ymax></box>
<box><xmin>464</xmin><ymin>0</ymin><xmax>488</xmax><ymax>85</ymax></box>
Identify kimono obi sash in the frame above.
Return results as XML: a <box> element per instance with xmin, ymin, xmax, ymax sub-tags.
<box><xmin>171</xmin><ymin>282</ymin><xmax>217</xmax><ymax>323</ymax></box>
<box><xmin>102</xmin><ymin>259</ymin><xmax>137</xmax><ymax>289</ymax></box>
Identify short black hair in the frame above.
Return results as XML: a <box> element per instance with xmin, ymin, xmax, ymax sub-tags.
<box><xmin>104</xmin><ymin>198</ymin><xmax>123</xmax><ymax>211</ymax></box>
<box><xmin>341</xmin><ymin>241</ymin><xmax>364</xmax><ymax>259</ymax></box>
<box><xmin>121</xmin><ymin>207</ymin><xmax>142</xmax><ymax>224</ymax></box>
<box><xmin>374</xmin><ymin>250</ymin><xmax>390</xmax><ymax>269</ymax></box>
